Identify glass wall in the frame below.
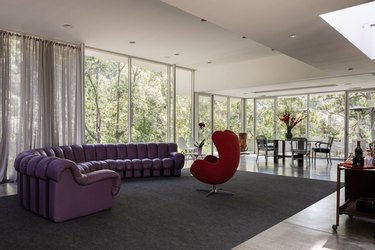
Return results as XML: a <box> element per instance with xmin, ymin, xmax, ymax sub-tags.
<box><xmin>277</xmin><ymin>95</ymin><xmax>307</xmax><ymax>138</ymax></box>
<box><xmin>198</xmin><ymin>95</ymin><xmax>213</xmax><ymax>154</ymax></box>
<box><xmin>197</xmin><ymin>95</ymin><xmax>248</xmax><ymax>154</ymax></box>
<box><xmin>85</xmin><ymin>54</ymin><xmax>129</xmax><ymax>143</ymax></box>
<box><xmin>84</xmin><ymin>50</ymin><xmax>193</xmax><ymax>144</ymax></box>
<box><xmin>131</xmin><ymin>59</ymin><xmax>169</xmax><ymax>142</ymax></box>
<box><xmin>229</xmin><ymin>98</ymin><xmax>242</xmax><ymax>133</ymax></box>
<box><xmin>176</xmin><ymin>68</ymin><xmax>193</xmax><ymax>143</ymax></box>
<box><xmin>255</xmin><ymin>98</ymin><xmax>275</xmax><ymax>139</ymax></box>
<box><xmin>348</xmin><ymin>90</ymin><xmax>375</xmax><ymax>152</ymax></box>
<box><xmin>84</xmin><ymin>49</ymin><xmax>375</xmax><ymax>160</ymax></box>
<box><xmin>214</xmin><ymin>96</ymin><xmax>228</xmax><ymax>131</ymax></box>
<box><xmin>309</xmin><ymin>92</ymin><xmax>345</xmax><ymax>158</ymax></box>
<box><xmin>246</xmin><ymin>99</ymin><xmax>255</xmax><ymax>152</ymax></box>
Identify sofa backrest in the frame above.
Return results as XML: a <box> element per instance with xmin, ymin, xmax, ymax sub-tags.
<box><xmin>22</xmin><ymin>143</ymin><xmax>178</xmax><ymax>163</ymax></box>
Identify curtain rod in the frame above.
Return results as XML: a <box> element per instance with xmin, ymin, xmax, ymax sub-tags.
<box><xmin>0</xmin><ymin>29</ymin><xmax>81</xmax><ymax>49</ymax></box>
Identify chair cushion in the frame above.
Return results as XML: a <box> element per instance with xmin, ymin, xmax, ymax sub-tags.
<box><xmin>313</xmin><ymin>148</ymin><xmax>330</xmax><ymax>153</ymax></box>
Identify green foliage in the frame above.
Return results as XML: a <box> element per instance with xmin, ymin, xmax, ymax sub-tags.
<box><xmin>229</xmin><ymin>99</ymin><xmax>242</xmax><ymax>133</ymax></box>
<box><xmin>176</xmin><ymin>95</ymin><xmax>192</xmax><ymax>140</ymax></box>
<box><xmin>256</xmin><ymin>98</ymin><xmax>275</xmax><ymax>138</ymax></box>
<box><xmin>198</xmin><ymin>96</ymin><xmax>213</xmax><ymax>153</ymax></box>
<box><xmin>85</xmin><ymin>56</ymin><xmax>192</xmax><ymax>144</ymax></box>
<box><xmin>131</xmin><ymin>64</ymin><xmax>168</xmax><ymax>142</ymax></box>
<box><xmin>214</xmin><ymin>97</ymin><xmax>228</xmax><ymax>131</ymax></box>
<box><xmin>84</xmin><ymin>56</ymin><xmax>128</xmax><ymax>143</ymax></box>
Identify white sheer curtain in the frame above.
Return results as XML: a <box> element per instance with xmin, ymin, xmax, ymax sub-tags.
<box><xmin>0</xmin><ymin>31</ymin><xmax>83</xmax><ymax>182</ymax></box>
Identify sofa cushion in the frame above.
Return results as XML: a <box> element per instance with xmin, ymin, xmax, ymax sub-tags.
<box><xmin>147</xmin><ymin>143</ymin><xmax>158</xmax><ymax>159</ymax></box>
<box><xmin>116</xmin><ymin>144</ymin><xmax>128</xmax><ymax>159</ymax></box>
<box><xmin>127</xmin><ymin>144</ymin><xmax>137</xmax><ymax>159</ymax></box>
<box><xmin>95</xmin><ymin>144</ymin><xmax>107</xmax><ymax>161</ymax></box>
<box><xmin>71</xmin><ymin>144</ymin><xmax>85</xmax><ymax>163</ymax></box>
<box><xmin>157</xmin><ymin>143</ymin><xmax>168</xmax><ymax>158</ymax></box>
<box><xmin>83</xmin><ymin>144</ymin><xmax>96</xmax><ymax>162</ymax></box>
<box><xmin>106</xmin><ymin>144</ymin><xmax>117</xmax><ymax>160</ymax></box>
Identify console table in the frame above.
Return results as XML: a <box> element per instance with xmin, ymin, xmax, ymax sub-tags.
<box><xmin>332</xmin><ymin>163</ymin><xmax>375</xmax><ymax>231</ymax></box>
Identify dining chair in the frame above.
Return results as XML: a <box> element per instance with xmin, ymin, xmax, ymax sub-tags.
<box><xmin>290</xmin><ymin>137</ymin><xmax>310</xmax><ymax>166</ymax></box>
<box><xmin>256</xmin><ymin>135</ymin><xmax>275</xmax><ymax>163</ymax></box>
<box><xmin>177</xmin><ymin>137</ymin><xmax>192</xmax><ymax>152</ymax></box>
<box><xmin>312</xmin><ymin>136</ymin><xmax>334</xmax><ymax>165</ymax></box>
<box><xmin>177</xmin><ymin>137</ymin><xmax>194</xmax><ymax>160</ymax></box>
<box><xmin>188</xmin><ymin>137</ymin><xmax>196</xmax><ymax>149</ymax></box>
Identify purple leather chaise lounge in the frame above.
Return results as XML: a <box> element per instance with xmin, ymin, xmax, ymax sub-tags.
<box><xmin>14</xmin><ymin>143</ymin><xmax>185</xmax><ymax>222</ymax></box>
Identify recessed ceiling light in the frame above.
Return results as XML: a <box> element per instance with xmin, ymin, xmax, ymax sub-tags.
<box><xmin>174</xmin><ymin>53</ymin><xmax>180</xmax><ymax>56</ymax></box>
<box><xmin>62</xmin><ymin>24</ymin><xmax>73</xmax><ymax>28</ymax></box>
<box><xmin>129</xmin><ymin>41</ymin><xmax>136</xmax><ymax>44</ymax></box>
<box><xmin>241</xmin><ymin>36</ymin><xmax>247</xmax><ymax>39</ymax></box>
<box><xmin>207</xmin><ymin>61</ymin><xmax>212</xmax><ymax>64</ymax></box>
<box><xmin>348</xmin><ymin>67</ymin><xmax>353</xmax><ymax>71</ymax></box>
<box><xmin>289</xmin><ymin>34</ymin><xmax>297</xmax><ymax>38</ymax></box>
<box><xmin>201</xmin><ymin>18</ymin><xmax>207</xmax><ymax>22</ymax></box>
<box><xmin>271</xmin><ymin>48</ymin><xmax>275</xmax><ymax>51</ymax></box>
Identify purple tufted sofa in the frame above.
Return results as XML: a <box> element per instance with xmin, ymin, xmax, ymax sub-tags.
<box><xmin>14</xmin><ymin>143</ymin><xmax>185</xmax><ymax>222</ymax></box>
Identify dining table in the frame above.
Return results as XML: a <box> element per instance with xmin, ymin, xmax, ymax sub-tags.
<box><xmin>270</xmin><ymin>139</ymin><xmax>305</xmax><ymax>167</ymax></box>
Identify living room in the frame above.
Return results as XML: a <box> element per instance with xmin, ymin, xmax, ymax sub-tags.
<box><xmin>1</xmin><ymin>0</ymin><xmax>375</xmax><ymax>249</ymax></box>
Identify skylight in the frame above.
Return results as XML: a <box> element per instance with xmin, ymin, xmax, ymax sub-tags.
<box><xmin>320</xmin><ymin>1</ymin><xmax>375</xmax><ymax>60</ymax></box>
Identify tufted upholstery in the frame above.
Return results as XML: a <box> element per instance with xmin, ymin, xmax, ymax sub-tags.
<box><xmin>14</xmin><ymin>143</ymin><xmax>185</xmax><ymax>222</ymax></box>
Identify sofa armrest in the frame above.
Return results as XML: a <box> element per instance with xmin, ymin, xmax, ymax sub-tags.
<box><xmin>169</xmin><ymin>152</ymin><xmax>185</xmax><ymax>169</ymax></box>
<box><xmin>84</xmin><ymin>169</ymin><xmax>121</xmax><ymax>195</ymax></box>
<box><xmin>18</xmin><ymin>156</ymin><xmax>120</xmax><ymax>196</ymax></box>
<box><xmin>45</xmin><ymin>158</ymin><xmax>121</xmax><ymax>195</ymax></box>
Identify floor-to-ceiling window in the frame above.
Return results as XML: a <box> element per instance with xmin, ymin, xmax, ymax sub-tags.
<box><xmin>229</xmin><ymin>98</ymin><xmax>242</xmax><ymax>133</ymax></box>
<box><xmin>194</xmin><ymin>88</ymin><xmax>375</xmax><ymax>158</ymax></box>
<box><xmin>348</xmin><ymin>90</ymin><xmax>375</xmax><ymax>152</ymax></box>
<box><xmin>309</xmin><ymin>92</ymin><xmax>345</xmax><ymax>158</ymax></box>
<box><xmin>255</xmin><ymin>98</ymin><xmax>275</xmax><ymax>139</ymax></box>
<box><xmin>131</xmin><ymin>59</ymin><xmax>169</xmax><ymax>142</ymax></box>
<box><xmin>246</xmin><ymin>99</ymin><xmax>255</xmax><ymax>152</ymax></box>
<box><xmin>214</xmin><ymin>96</ymin><xmax>228</xmax><ymax>131</ymax></box>
<box><xmin>85</xmin><ymin>50</ymin><xmax>193</xmax><ymax>144</ymax></box>
<box><xmin>198</xmin><ymin>95</ymin><xmax>213</xmax><ymax>154</ymax></box>
<box><xmin>277</xmin><ymin>95</ymin><xmax>307</xmax><ymax>138</ymax></box>
<box><xmin>176</xmin><ymin>68</ymin><xmax>193</xmax><ymax>143</ymax></box>
<box><xmin>85</xmin><ymin>53</ymin><xmax>129</xmax><ymax>143</ymax></box>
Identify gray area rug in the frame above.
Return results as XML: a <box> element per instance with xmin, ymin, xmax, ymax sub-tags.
<box><xmin>0</xmin><ymin>170</ymin><xmax>338</xmax><ymax>250</ymax></box>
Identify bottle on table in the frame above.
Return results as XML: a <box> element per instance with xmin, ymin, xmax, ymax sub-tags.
<box><xmin>352</xmin><ymin>140</ymin><xmax>364</xmax><ymax>167</ymax></box>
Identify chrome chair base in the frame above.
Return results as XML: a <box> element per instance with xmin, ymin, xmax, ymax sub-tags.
<box><xmin>197</xmin><ymin>185</ymin><xmax>234</xmax><ymax>196</ymax></box>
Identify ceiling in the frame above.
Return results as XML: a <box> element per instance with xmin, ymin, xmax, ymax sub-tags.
<box><xmin>1</xmin><ymin>0</ymin><xmax>375</xmax><ymax>97</ymax></box>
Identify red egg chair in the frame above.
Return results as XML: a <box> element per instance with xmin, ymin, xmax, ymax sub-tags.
<box><xmin>190</xmin><ymin>130</ymin><xmax>240</xmax><ymax>196</ymax></box>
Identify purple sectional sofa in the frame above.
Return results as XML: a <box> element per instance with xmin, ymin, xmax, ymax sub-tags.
<box><xmin>14</xmin><ymin>143</ymin><xmax>185</xmax><ymax>222</ymax></box>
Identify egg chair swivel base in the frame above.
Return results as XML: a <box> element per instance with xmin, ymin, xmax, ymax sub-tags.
<box><xmin>190</xmin><ymin>130</ymin><xmax>240</xmax><ymax>197</ymax></box>
<box><xmin>197</xmin><ymin>185</ymin><xmax>234</xmax><ymax>196</ymax></box>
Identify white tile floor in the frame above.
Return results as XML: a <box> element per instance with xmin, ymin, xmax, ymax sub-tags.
<box><xmin>2</xmin><ymin>154</ymin><xmax>375</xmax><ymax>249</ymax></box>
<box><xmin>233</xmin><ymin>154</ymin><xmax>375</xmax><ymax>250</ymax></box>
